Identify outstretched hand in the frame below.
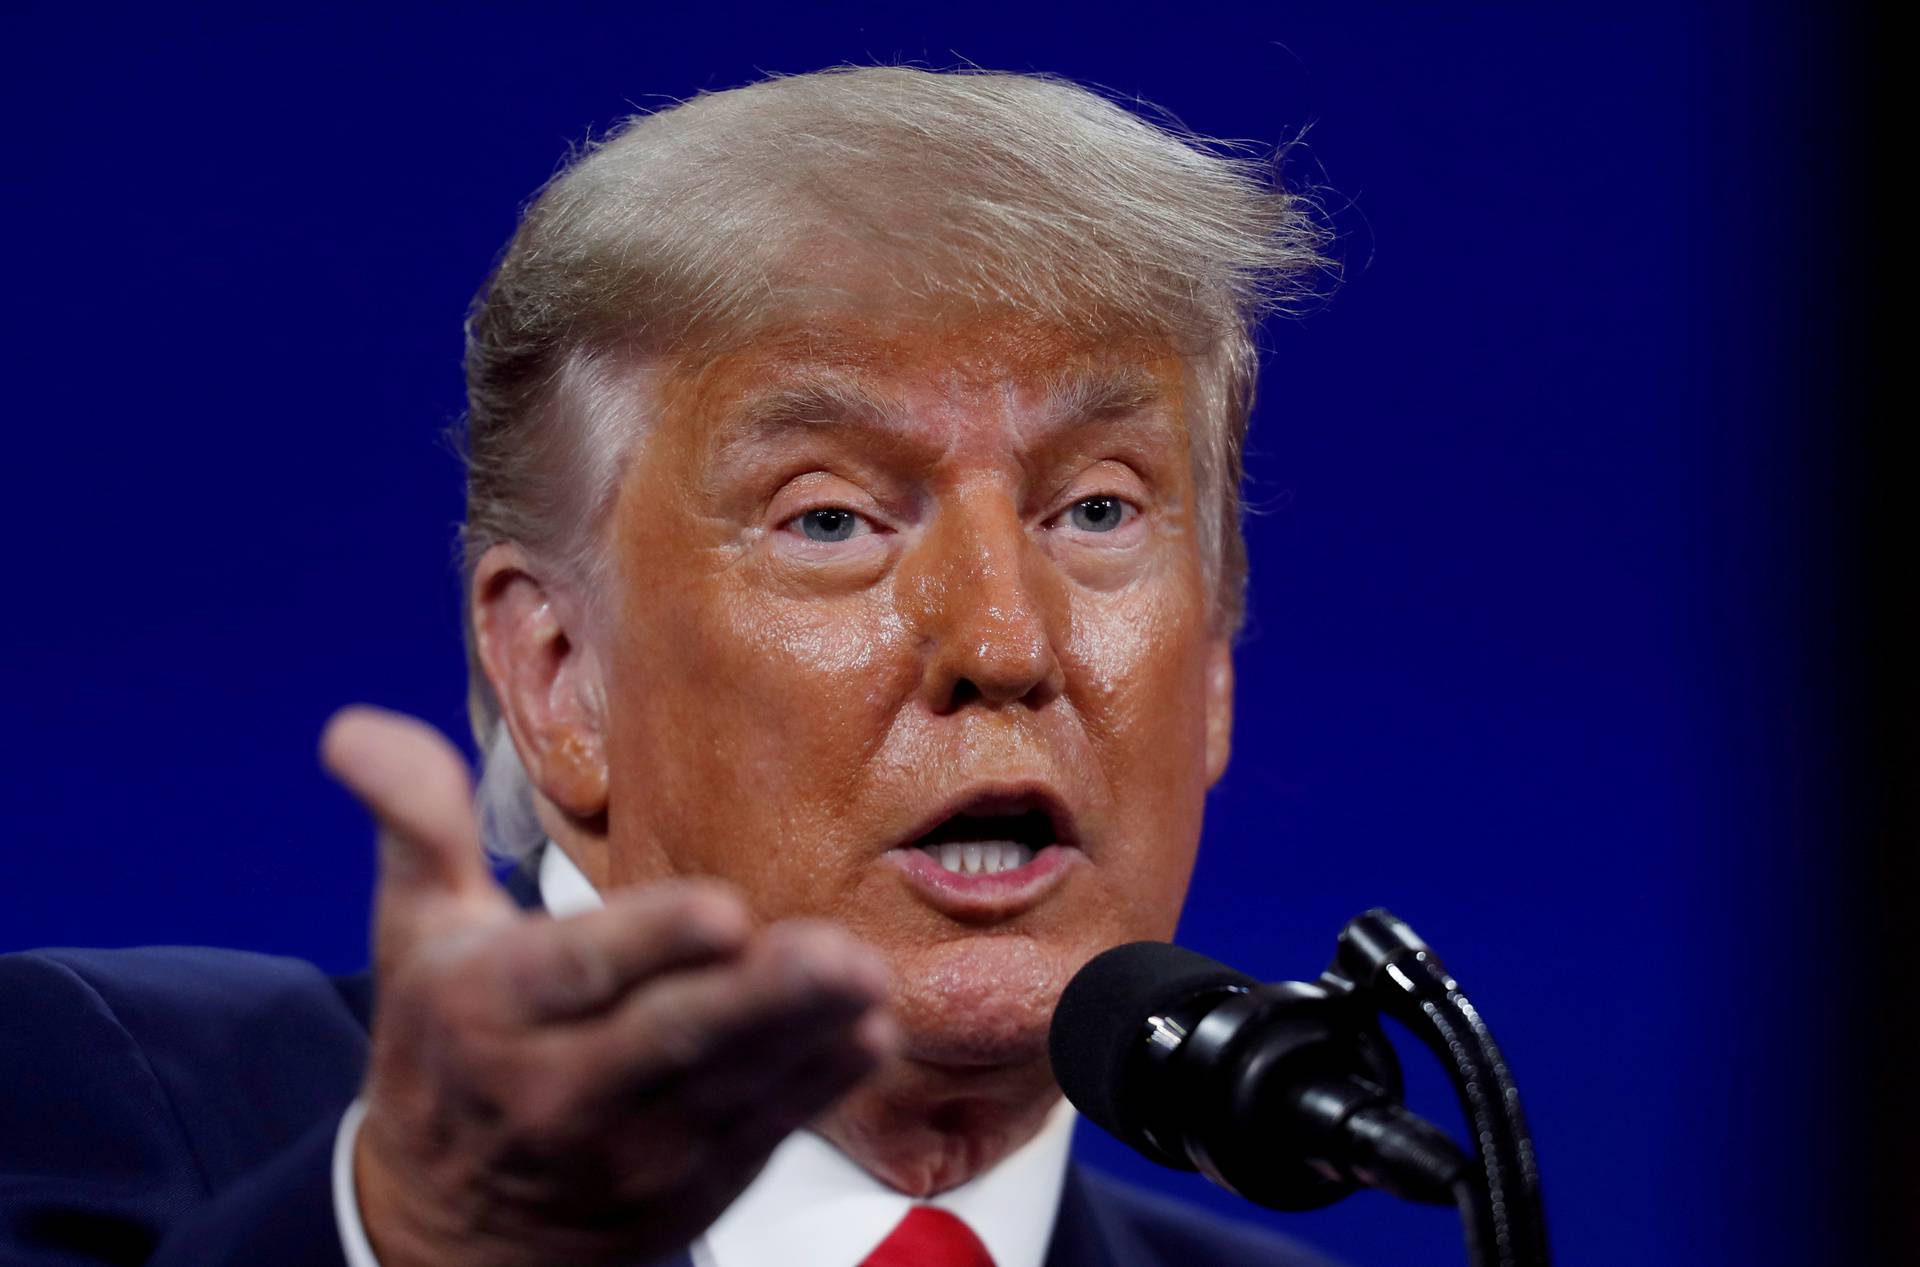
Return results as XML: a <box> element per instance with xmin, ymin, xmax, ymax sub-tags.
<box><xmin>321</xmin><ymin>706</ymin><xmax>897</xmax><ymax>1267</ymax></box>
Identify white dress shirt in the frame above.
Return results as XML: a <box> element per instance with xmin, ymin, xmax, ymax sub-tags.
<box><xmin>333</xmin><ymin>844</ymin><xmax>1078</xmax><ymax>1266</ymax></box>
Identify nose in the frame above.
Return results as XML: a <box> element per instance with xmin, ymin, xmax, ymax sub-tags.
<box><xmin>902</xmin><ymin>491</ymin><xmax>1067</xmax><ymax>714</ymax></box>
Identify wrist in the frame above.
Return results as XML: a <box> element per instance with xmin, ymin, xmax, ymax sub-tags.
<box><xmin>353</xmin><ymin>1116</ymin><xmax>460</xmax><ymax>1267</ymax></box>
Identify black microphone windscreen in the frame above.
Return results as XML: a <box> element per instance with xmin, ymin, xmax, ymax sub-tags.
<box><xmin>1048</xmin><ymin>941</ymin><xmax>1258</xmax><ymax>1145</ymax></box>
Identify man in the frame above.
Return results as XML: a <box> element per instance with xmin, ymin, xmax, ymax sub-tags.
<box><xmin>0</xmin><ymin>66</ymin><xmax>1334</xmax><ymax>1265</ymax></box>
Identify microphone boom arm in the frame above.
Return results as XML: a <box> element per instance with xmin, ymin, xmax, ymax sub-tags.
<box><xmin>1330</xmin><ymin>910</ymin><xmax>1549</xmax><ymax>1267</ymax></box>
<box><xmin>1048</xmin><ymin>911</ymin><xmax>1550</xmax><ymax>1267</ymax></box>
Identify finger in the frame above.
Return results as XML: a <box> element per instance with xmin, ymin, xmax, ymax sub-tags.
<box><xmin>320</xmin><ymin>705</ymin><xmax>496</xmax><ymax>905</ymax></box>
<box><xmin>321</xmin><ymin>707</ymin><xmax>508</xmax><ymax>981</ymax></box>
<box><xmin>615</xmin><ymin>1006</ymin><xmax>894</xmax><ymax>1192</ymax></box>
<box><xmin>490</xmin><ymin>880</ymin><xmax>755</xmax><ymax>1022</ymax></box>
<box><xmin>566</xmin><ymin>920</ymin><xmax>891</xmax><ymax>1094</ymax></box>
<box><xmin>711</xmin><ymin>1007</ymin><xmax>898</xmax><ymax>1151</ymax></box>
<box><xmin>668</xmin><ymin>988</ymin><xmax>899</xmax><ymax>1122</ymax></box>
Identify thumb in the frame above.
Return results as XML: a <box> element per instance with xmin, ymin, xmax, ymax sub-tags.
<box><xmin>320</xmin><ymin>705</ymin><xmax>505</xmax><ymax>936</ymax></box>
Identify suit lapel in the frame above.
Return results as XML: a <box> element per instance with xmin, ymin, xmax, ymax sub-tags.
<box><xmin>331</xmin><ymin>970</ymin><xmax>375</xmax><ymax>1032</ymax></box>
<box><xmin>1046</xmin><ymin>1163</ymin><xmax>1157</xmax><ymax>1267</ymax></box>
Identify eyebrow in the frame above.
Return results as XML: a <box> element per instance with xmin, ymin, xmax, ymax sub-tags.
<box><xmin>713</xmin><ymin>375</ymin><xmax>909</xmax><ymax>454</ymax></box>
<box><xmin>708</xmin><ymin>362</ymin><xmax>1174</xmax><ymax>466</ymax></box>
<box><xmin>1033</xmin><ymin>362</ymin><xmax>1167</xmax><ymax>429</ymax></box>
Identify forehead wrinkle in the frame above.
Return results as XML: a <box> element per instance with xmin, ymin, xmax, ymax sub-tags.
<box><xmin>692</xmin><ymin>340</ymin><xmax>1188</xmax><ymax>497</ymax></box>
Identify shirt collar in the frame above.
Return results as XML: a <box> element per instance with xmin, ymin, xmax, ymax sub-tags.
<box><xmin>536</xmin><ymin>843</ymin><xmax>1078</xmax><ymax>1267</ymax></box>
<box><xmin>536</xmin><ymin>838</ymin><xmax>605</xmax><ymax>918</ymax></box>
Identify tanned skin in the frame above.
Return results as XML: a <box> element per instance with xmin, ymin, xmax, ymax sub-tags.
<box><xmin>325</xmin><ymin>308</ymin><xmax>1234</xmax><ymax>1266</ymax></box>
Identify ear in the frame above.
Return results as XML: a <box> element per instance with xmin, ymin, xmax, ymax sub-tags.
<box><xmin>471</xmin><ymin>543</ymin><xmax>609</xmax><ymax>821</ymax></box>
<box><xmin>1203</xmin><ymin>636</ymin><xmax>1234</xmax><ymax>787</ymax></box>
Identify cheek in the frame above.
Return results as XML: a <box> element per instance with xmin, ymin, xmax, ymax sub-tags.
<box><xmin>709</xmin><ymin>590</ymin><xmax>913</xmax><ymax>784</ymax></box>
<box><xmin>603</xmin><ymin>582</ymin><xmax>915</xmax><ymax>896</ymax></box>
<box><xmin>1072</xmin><ymin>585</ymin><xmax>1214</xmax><ymax>794</ymax></box>
<box><xmin>1069</xmin><ymin>587</ymin><xmax>1216</xmax><ymax>920</ymax></box>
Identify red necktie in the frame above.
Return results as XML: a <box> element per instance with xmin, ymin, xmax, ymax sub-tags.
<box><xmin>858</xmin><ymin>1206</ymin><xmax>997</xmax><ymax>1267</ymax></box>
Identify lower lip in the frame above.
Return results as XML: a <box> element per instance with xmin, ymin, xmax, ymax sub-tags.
<box><xmin>884</xmin><ymin>843</ymin><xmax>1082</xmax><ymax>921</ymax></box>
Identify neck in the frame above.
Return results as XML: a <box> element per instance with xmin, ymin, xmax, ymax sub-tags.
<box><xmin>812</xmin><ymin>1055</ymin><xmax>1063</xmax><ymax>1196</ymax></box>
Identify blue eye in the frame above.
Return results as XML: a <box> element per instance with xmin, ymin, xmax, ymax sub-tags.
<box><xmin>1064</xmin><ymin>496</ymin><xmax>1129</xmax><ymax>532</ymax></box>
<box><xmin>795</xmin><ymin>507</ymin><xmax>863</xmax><ymax>542</ymax></box>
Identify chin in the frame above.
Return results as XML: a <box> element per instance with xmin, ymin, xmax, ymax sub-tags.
<box><xmin>903</xmin><ymin>1013</ymin><xmax>1051</xmax><ymax>1069</ymax></box>
<box><xmin>888</xmin><ymin>933</ymin><xmax>1076</xmax><ymax>1070</ymax></box>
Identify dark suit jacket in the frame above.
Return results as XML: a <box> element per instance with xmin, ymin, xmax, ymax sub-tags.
<box><xmin>0</xmin><ymin>887</ymin><xmax>1336</xmax><ymax>1266</ymax></box>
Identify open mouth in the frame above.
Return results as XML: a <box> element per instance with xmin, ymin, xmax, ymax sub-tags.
<box><xmin>894</xmin><ymin>787</ymin><xmax>1078</xmax><ymax>874</ymax></box>
<box><xmin>911</xmin><ymin>807</ymin><xmax>1057</xmax><ymax>876</ymax></box>
<box><xmin>886</xmin><ymin>788</ymin><xmax>1083</xmax><ymax>919</ymax></box>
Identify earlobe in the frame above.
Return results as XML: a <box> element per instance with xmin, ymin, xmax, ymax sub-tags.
<box><xmin>1203</xmin><ymin>638</ymin><xmax>1234</xmax><ymax>786</ymax></box>
<box><xmin>471</xmin><ymin>544</ymin><xmax>610</xmax><ymax>821</ymax></box>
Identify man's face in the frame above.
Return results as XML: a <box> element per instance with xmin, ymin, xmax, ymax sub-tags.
<box><xmin>595</xmin><ymin>311</ymin><xmax>1232</xmax><ymax>1070</ymax></box>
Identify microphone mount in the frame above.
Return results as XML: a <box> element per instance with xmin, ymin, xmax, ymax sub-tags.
<box><xmin>1127</xmin><ymin>974</ymin><xmax>1466</xmax><ymax>1210</ymax></box>
<box><xmin>1327</xmin><ymin>910</ymin><xmax>1549</xmax><ymax>1267</ymax></box>
<box><xmin>1050</xmin><ymin>909</ymin><xmax>1549</xmax><ymax>1267</ymax></box>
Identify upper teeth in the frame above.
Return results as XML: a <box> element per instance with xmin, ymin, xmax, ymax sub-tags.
<box><xmin>923</xmin><ymin>841</ymin><xmax>1034</xmax><ymax>875</ymax></box>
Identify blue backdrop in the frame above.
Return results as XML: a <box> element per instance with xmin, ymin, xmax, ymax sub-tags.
<box><xmin>1</xmin><ymin>5</ymin><xmax>1862</xmax><ymax>1264</ymax></box>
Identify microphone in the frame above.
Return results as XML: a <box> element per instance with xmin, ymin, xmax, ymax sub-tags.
<box><xmin>1049</xmin><ymin>940</ymin><xmax>1467</xmax><ymax>1211</ymax></box>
